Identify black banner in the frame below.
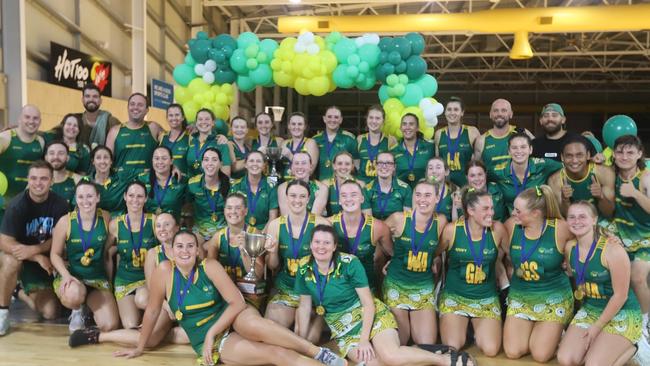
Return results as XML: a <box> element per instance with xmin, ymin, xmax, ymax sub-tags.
<box><xmin>48</xmin><ymin>42</ymin><xmax>112</xmax><ymax>97</ymax></box>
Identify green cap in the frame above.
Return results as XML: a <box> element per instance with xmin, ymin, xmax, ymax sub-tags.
<box><xmin>541</xmin><ymin>103</ymin><xmax>564</xmax><ymax>117</ymax></box>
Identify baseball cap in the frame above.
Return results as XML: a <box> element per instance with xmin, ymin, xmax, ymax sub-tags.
<box><xmin>540</xmin><ymin>103</ymin><xmax>564</xmax><ymax>117</ymax></box>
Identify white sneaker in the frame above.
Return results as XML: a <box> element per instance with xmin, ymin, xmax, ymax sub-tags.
<box><xmin>68</xmin><ymin>308</ymin><xmax>85</xmax><ymax>334</ymax></box>
<box><xmin>632</xmin><ymin>336</ymin><xmax>650</xmax><ymax>366</ymax></box>
<box><xmin>0</xmin><ymin>309</ymin><xmax>9</xmax><ymax>336</ymax></box>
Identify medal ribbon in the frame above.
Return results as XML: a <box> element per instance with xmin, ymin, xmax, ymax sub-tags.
<box><xmin>234</xmin><ymin>139</ymin><xmax>249</xmax><ymax>157</ymax></box>
<box><xmin>445</xmin><ymin>126</ymin><xmax>463</xmax><ymax>167</ymax></box>
<box><xmin>511</xmin><ymin>162</ymin><xmax>531</xmax><ymax>197</ymax></box>
<box><xmin>174</xmin><ymin>266</ymin><xmax>196</xmax><ymax>315</ymax></box>
<box><xmin>366</xmin><ymin>134</ymin><xmax>381</xmax><ymax>163</ymax></box>
<box><xmin>164</xmin><ymin>131</ymin><xmax>184</xmax><ymax>152</ymax></box>
<box><xmin>324</xmin><ymin>133</ymin><xmax>337</xmax><ymax>164</ymax></box>
<box><xmin>403</xmin><ymin>138</ymin><xmax>419</xmax><ymax>175</ymax></box>
<box><xmin>573</xmin><ymin>235</ymin><xmax>599</xmax><ymax>286</ymax></box>
<box><xmin>435</xmin><ymin>183</ymin><xmax>447</xmax><ymax>213</ymax></box>
<box><xmin>375</xmin><ymin>182</ymin><xmax>392</xmax><ymax>217</ymax></box>
<box><xmin>464</xmin><ymin>220</ymin><xmax>487</xmax><ymax>268</ymax></box>
<box><xmin>193</xmin><ymin>135</ymin><xmax>210</xmax><ymax>163</ymax></box>
<box><xmin>226</xmin><ymin>227</ymin><xmax>243</xmax><ymax>269</ymax></box>
<box><xmin>288</xmin><ymin>213</ymin><xmax>309</xmax><ymax>259</ymax></box>
<box><xmin>203</xmin><ymin>177</ymin><xmax>219</xmax><ymax>216</ymax></box>
<box><xmin>289</xmin><ymin>137</ymin><xmax>305</xmax><ymax>155</ymax></box>
<box><xmin>246</xmin><ymin>177</ymin><xmax>262</xmax><ymax>221</ymax></box>
<box><xmin>410</xmin><ymin>211</ymin><xmax>434</xmax><ymax>256</ymax></box>
<box><xmin>519</xmin><ymin>220</ymin><xmax>547</xmax><ymax>266</ymax></box>
<box><xmin>126</xmin><ymin>213</ymin><xmax>145</xmax><ymax>255</ymax></box>
<box><xmin>77</xmin><ymin>210</ymin><xmax>97</xmax><ymax>254</ymax></box>
<box><xmin>313</xmin><ymin>259</ymin><xmax>334</xmax><ymax>307</ymax></box>
<box><xmin>154</xmin><ymin>175</ymin><xmax>172</xmax><ymax>208</ymax></box>
<box><xmin>341</xmin><ymin>214</ymin><xmax>365</xmax><ymax>255</ymax></box>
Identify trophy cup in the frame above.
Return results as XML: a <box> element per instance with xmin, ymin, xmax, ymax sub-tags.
<box><xmin>237</xmin><ymin>232</ymin><xmax>270</xmax><ymax>296</ymax></box>
<box><xmin>266</xmin><ymin>146</ymin><xmax>282</xmax><ymax>186</ymax></box>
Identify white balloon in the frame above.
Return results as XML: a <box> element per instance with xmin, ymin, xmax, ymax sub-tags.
<box><xmin>202</xmin><ymin>71</ymin><xmax>215</xmax><ymax>84</ymax></box>
<box><xmin>355</xmin><ymin>37</ymin><xmax>365</xmax><ymax>47</ymax></box>
<box><xmin>425</xmin><ymin>116</ymin><xmax>438</xmax><ymax>128</ymax></box>
<box><xmin>306</xmin><ymin>44</ymin><xmax>320</xmax><ymax>55</ymax></box>
<box><xmin>204</xmin><ymin>60</ymin><xmax>217</xmax><ymax>72</ymax></box>
<box><xmin>367</xmin><ymin>34</ymin><xmax>380</xmax><ymax>45</ymax></box>
<box><xmin>419</xmin><ymin>99</ymin><xmax>432</xmax><ymax>109</ymax></box>
<box><xmin>294</xmin><ymin>43</ymin><xmax>306</xmax><ymax>53</ymax></box>
<box><xmin>298</xmin><ymin>32</ymin><xmax>314</xmax><ymax>44</ymax></box>
<box><xmin>433</xmin><ymin>102</ymin><xmax>444</xmax><ymax>116</ymax></box>
<box><xmin>194</xmin><ymin>64</ymin><xmax>206</xmax><ymax>76</ymax></box>
<box><xmin>423</xmin><ymin>108</ymin><xmax>436</xmax><ymax>120</ymax></box>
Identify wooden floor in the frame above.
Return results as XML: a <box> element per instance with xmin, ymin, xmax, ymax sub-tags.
<box><xmin>0</xmin><ymin>322</ymin><xmax>561</xmax><ymax>366</ymax></box>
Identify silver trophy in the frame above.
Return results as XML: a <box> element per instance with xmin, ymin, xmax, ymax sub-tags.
<box><xmin>266</xmin><ymin>146</ymin><xmax>282</xmax><ymax>186</ymax></box>
<box><xmin>237</xmin><ymin>232</ymin><xmax>270</xmax><ymax>295</ymax></box>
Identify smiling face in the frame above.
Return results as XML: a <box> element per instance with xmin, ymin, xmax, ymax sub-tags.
<box><xmin>467</xmin><ymin>166</ymin><xmax>487</xmax><ymax>190</ymax></box>
<box><xmin>202</xmin><ymin>150</ymin><xmax>222</xmax><ymax>177</ymax></box>
<box><xmin>291</xmin><ymin>152</ymin><xmax>312</xmax><ymax>180</ymax></box>
<box><xmin>426</xmin><ymin>158</ymin><xmax>448</xmax><ymax>182</ymax></box>
<box><xmin>566</xmin><ymin>203</ymin><xmax>598</xmax><ymax>238</ymax></box>
<box><xmin>83</xmin><ymin>89</ymin><xmax>101</xmax><ymax>112</ymax></box>
<box><xmin>224</xmin><ymin>195</ymin><xmax>247</xmax><ymax>226</ymax></box>
<box><xmin>511</xmin><ymin>197</ymin><xmax>541</xmax><ymax>226</ymax></box>
<box><xmin>231</xmin><ymin>118</ymin><xmax>248</xmax><ymax>140</ymax></box>
<box><xmin>167</xmin><ymin>106</ymin><xmax>184</xmax><ymax>130</ymax></box>
<box><xmin>124</xmin><ymin>183</ymin><xmax>146</xmax><ymax>213</ymax></box>
<box><xmin>45</xmin><ymin>143</ymin><xmax>69</xmax><ymax>171</ymax></box>
<box><xmin>27</xmin><ymin>167</ymin><xmax>52</xmax><ymax>199</ymax></box>
<box><xmin>400</xmin><ymin>114</ymin><xmax>419</xmax><ymax>140</ymax></box>
<box><xmin>366</xmin><ymin>109</ymin><xmax>384</xmax><ymax>133</ymax></box>
<box><xmin>489</xmin><ymin>99</ymin><xmax>512</xmax><ymax>129</ymax></box>
<box><xmin>256</xmin><ymin>113</ymin><xmax>273</xmax><ymax>136</ymax></box>
<box><xmin>562</xmin><ymin>142</ymin><xmax>589</xmax><ymax>175</ymax></box>
<box><xmin>172</xmin><ymin>232</ymin><xmax>200</xmax><ymax>267</ymax></box>
<box><xmin>445</xmin><ymin>101</ymin><xmax>464</xmax><ymax>125</ymax></box>
<box><xmin>63</xmin><ymin>116</ymin><xmax>81</xmax><ymax>140</ymax></box>
<box><xmin>127</xmin><ymin>94</ymin><xmax>148</xmax><ymax>123</ymax></box>
<box><xmin>333</xmin><ymin>154</ymin><xmax>354</xmax><ymax>178</ymax></box>
<box><xmin>196</xmin><ymin>110</ymin><xmax>215</xmax><ymax>135</ymax></box>
<box><xmin>75</xmin><ymin>183</ymin><xmax>100</xmax><ymax>213</ymax></box>
<box><xmin>310</xmin><ymin>230</ymin><xmax>337</xmax><ymax>263</ymax></box>
<box><xmin>467</xmin><ymin>195</ymin><xmax>494</xmax><ymax>227</ymax></box>
<box><xmin>155</xmin><ymin>213</ymin><xmax>178</xmax><ymax>244</ymax></box>
<box><xmin>614</xmin><ymin>144</ymin><xmax>643</xmax><ymax>171</ymax></box>
<box><xmin>92</xmin><ymin>148</ymin><xmax>112</xmax><ymax>175</ymax></box>
<box><xmin>376</xmin><ymin>152</ymin><xmax>395</xmax><ymax>179</ymax></box>
<box><xmin>508</xmin><ymin>136</ymin><xmax>532</xmax><ymax>164</ymax></box>
<box><xmin>413</xmin><ymin>183</ymin><xmax>437</xmax><ymax>215</ymax></box>
<box><xmin>539</xmin><ymin>110</ymin><xmax>565</xmax><ymax>135</ymax></box>
<box><xmin>288</xmin><ymin>115</ymin><xmax>306</xmax><ymax>138</ymax></box>
<box><xmin>152</xmin><ymin>148</ymin><xmax>173</xmax><ymax>175</ymax></box>
<box><xmin>19</xmin><ymin>105</ymin><xmax>42</xmax><ymax>135</ymax></box>
<box><xmin>339</xmin><ymin>182</ymin><xmax>364</xmax><ymax>213</ymax></box>
<box><xmin>323</xmin><ymin>107</ymin><xmax>342</xmax><ymax>132</ymax></box>
<box><xmin>245</xmin><ymin>151</ymin><xmax>265</xmax><ymax>176</ymax></box>
<box><xmin>286</xmin><ymin>183</ymin><xmax>310</xmax><ymax>215</ymax></box>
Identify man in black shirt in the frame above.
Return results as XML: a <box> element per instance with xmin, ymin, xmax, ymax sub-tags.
<box><xmin>0</xmin><ymin>160</ymin><xmax>69</xmax><ymax>335</ymax></box>
<box><xmin>532</xmin><ymin>103</ymin><xmax>598</xmax><ymax>161</ymax></box>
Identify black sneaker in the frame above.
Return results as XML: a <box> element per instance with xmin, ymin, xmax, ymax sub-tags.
<box><xmin>69</xmin><ymin>326</ymin><xmax>100</xmax><ymax>347</ymax></box>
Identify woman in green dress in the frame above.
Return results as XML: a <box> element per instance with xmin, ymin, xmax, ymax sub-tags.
<box><xmin>159</xmin><ymin>103</ymin><xmax>190</xmax><ymax>174</ymax></box>
<box><xmin>108</xmin><ymin>181</ymin><xmax>157</xmax><ymax>329</ymax></box>
<box><xmin>557</xmin><ymin>201</ymin><xmax>643</xmax><ymax>366</ymax></box>
<box><xmin>437</xmin><ymin>187</ymin><xmax>508</xmax><ymax>357</ymax></box>
<box><xmin>364</xmin><ymin>152</ymin><xmax>412</xmax><ymax>220</ymax></box>
<box><xmin>295</xmin><ymin>224</ymin><xmax>475</xmax><ymax>365</ymax></box>
<box><xmin>383</xmin><ymin>179</ymin><xmax>447</xmax><ymax>345</ymax></box>
<box><xmin>185</xmin><ymin>108</ymin><xmax>233</xmax><ymax>178</ymax></box>
<box><xmin>392</xmin><ymin>113</ymin><xmax>435</xmax><ymax>187</ymax></box>
<box><xmin>114</xmin><ymin>230</ymin><xmax>342</xmax><ymax>366</ymax></box>
<box><xmin>228</xmin><ymin>116</ymin><xmax>251</xmax><ymax>180</ymax></box>
<box><xmin>50</xmin><ymin>181</ymin><xmax>119</xmax><ymax>333</ymax></box>
<box><xmin>277</xmin><ymin>151</ymin><xmax>329</xmax><ymax>216</ymax></box>
<box><xmin>503</xmin><ymin>185</ymin><xmax>573</xmax><ymax>362</ymax></box>
<box><xmin>264</xmin><ymin>180</ymin><xmax>330</xmax><ymax>343</ymax></box>
<box><xmin>137</xmin><ymin>146</ymin><xmax>187</xmax><ymax>219</ymax></box>
<box><xmin>465</xmin><ymin>160</ymin><xmax>506</xmax><ymax>222</ymax></box>
<box><xmin>323</xmin><ymin>151</ymin><xmax>371</xmax><ymax>216</ymax></box>
<box><xmin>278</xmin><ymin>112</ymin><xmax>319</xmax><ymax>181</ymax></box>
<box><xmin>356</xmin><ymin>105</ymin><xmax>397</xmax><ymax>183</ymax></box>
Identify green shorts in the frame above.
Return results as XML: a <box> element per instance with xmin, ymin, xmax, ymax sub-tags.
<box><xmin>113</xmin><ymin>279</ymin><xmax>146</xmax><ymax>300</ymax></box>
<box><xmin>438</xmin><ymin>291</ymin><xmax>501</xmax><ymax>320</ymax></box>
<box><xmin>20</xmin><ymin>261</ymin><xmax>53</xmax><ymax>295</ymax></box>
<box><xmin>268</xmin><ymin>283</ymin><xmax>300</xmax><ymax>308</ymax></box>
<box><xmin>382</xmin><ymin>276</ymin><xmax>435</xmax><ymax>311</ymax></box>
<box><xmin>506</xmin><ymin>287</ymin><xmax>573</xmax><ymax>324</ymax></box>
<box><xmin>571</xmin><ymin>303</ymin><xmax>642</xmax><ymax>344</ymax></box>
<box><xmin>53</xmin><ymin>275</ymin><xmax>112</xmax><ymax>298</ymax></box>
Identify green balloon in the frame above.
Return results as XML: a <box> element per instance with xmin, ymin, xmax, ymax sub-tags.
<box><xmin>237</xmin><ymin>32</ymin><xmax>259</xmax><ymax>49</ymax></box>
<box><xmin>184</xmin><ymin>53</ymin><xmax>197</xmax><ymax>66</ymax></box>
<box><xmin>405</xmin><ymin>32</ymin><xmax>425</xmax><ymax>54</ymax></box>
<box><xmin>386</xmin><ymin>74</ymin><xmax>399</xmax><ymax>86</ymax></box>
<box><xmin>250</xmin><ymin>64</ymin><xmax>273</xmax><ymax>85</ymax></box>
<box><xmin>229</xmin><ymin>49</ymin><xmax>248</xmax><ymax>74</ymax></box>
<box><xmin>237</xmin><ymin>75</ymin><xmax>256</xmax><ymax>92</ymax></box>
<box><xmin>246</xmin><ymin>58</ymin><xmax>258</xmax><ymax>70</ymax></box>
<box><xmin>399</xmin><ymin>83</ymin><xmax>423</xmax><ymax>107</ymax></box>
<box><xmin>214</xmin><ymin>118</ymin><xmax>230</xmax><ymax>136</ymax></box>
<box><xmin>603</xmin><ymin>115</ymin><xmax>637</xmax><ymax>148</ymax></box>
<box><xmin>245</xmin><ymin>44</ymin><xmax>259</xmax><ymax>58</ymax></box>
<box><xmin>584</xmin><ymin>135</ymin><xmax>603</xmax><ymax>153</ymax></box>
<box><xmin>173</xmin><ymin>64</ymin><xmax>196</xmax><ymax>87</ymax></box>
<box><xmin>333</xmin><ymin>66</ymin><xmax>354</xmax><ymax>88</ymax></box>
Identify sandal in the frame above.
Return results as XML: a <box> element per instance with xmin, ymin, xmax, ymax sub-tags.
<box><xmin>417</xmin><ymin>344</ymin><xmax>457</xmax><ymax>355</ymax></box>
<box><xmin>449</xmin><ymin>350</ymin><xmax>476</xmax><ymax>366</ymax></box>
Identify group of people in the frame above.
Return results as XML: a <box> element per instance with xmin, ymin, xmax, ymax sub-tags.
<box><xmin>0</xmin><ymin>82</ymin><xmax>648</xmax><ymax>366</ymax></box>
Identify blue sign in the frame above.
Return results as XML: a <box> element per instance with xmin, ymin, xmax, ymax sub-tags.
<box><xmin>151</xmin><ymin>79</ymin><xmax>174</xmax><ymax>109</ymax></box>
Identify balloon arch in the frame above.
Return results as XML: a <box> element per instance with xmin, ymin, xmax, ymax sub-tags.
<box><xmin>172</xmin><ymin>31</ymin><xmax>444</xmax><ymax>139</ymax></box>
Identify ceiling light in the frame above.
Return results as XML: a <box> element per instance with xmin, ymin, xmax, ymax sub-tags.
<box><xmin>289</xmin><ymin>0</ymin><xmax>302</xmax><ymax>4</ymax></box>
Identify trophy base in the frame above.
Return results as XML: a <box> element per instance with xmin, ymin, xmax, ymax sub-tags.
<box><xmin>267</xmin><ymin>176</ymin><xmax>279</xmax><ymax>187</ymax></box>
<box><xmin>237</xmin><ymin>279</ymin><xmax>266</xmax><ymax>295</ymax></box>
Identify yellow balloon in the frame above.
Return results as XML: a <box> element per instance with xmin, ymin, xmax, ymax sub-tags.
<box><xmin>294</xmin><ymin>77</ymin><xmax>310</xmax><ymax>95</ymax></box>
<box><xmin>309</xmin><ymin>76</ymin><xmax>330</xmax><ymax>96</ymax></box>
<box><xmin>188</xmin><ymin>78</ymin><xmax>210</xmax><ymax>95</ymax></box>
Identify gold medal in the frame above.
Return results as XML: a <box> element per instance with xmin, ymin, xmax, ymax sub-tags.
<box><xmin>155</xmin><ymin>208</ymin><xmax>162</xmax><ymax>215</ymax></box>
<box><xmin>316</xmin><ymin>305</ymin><xmax>325</xmax><ymax>316</ymax></box>
<box><xmin>211</xmin><ymin>213</ymin><xmax>217</xmax><ymax>222</ymax></box>
<box><xmin>84</xmin><ymin>248</ymin><xmax>95</xmax><ymax>257</ymax></box>
<box><xmin>408</xmin><ymin>173</ymin><xmax>415</xmax><ymax>182</ymax></box>
<box><xmin>193</xmin><ymin>161</ymin><xmax>200</xmax><ymax>169</ymax></box>
<box><xmin>515</xmin><ymin>268</ymin><xmax>524</xmax><ymax>278</ymax></box>
<box><xmin>175</xmin><ymin>309</ymin><xmax>183</xmax><ymax>321</ymax></box>
<box><xmin>249</xmin><ymin>216</ymin><xmax>257</xmax><ymax>226</ymax></box>
<box><xmin>80</xmin><ymin>256</ymin><xmax>91</xmax><ymax>267</ymax></box>
<box><xmin>325</xmin><ymin>160</ymin><xmax>331</xmax><ymax>168</ymax></box>
<box><xmin>574</xmin><ymin>288</ymin><xmax>584</xmax><ymax>300</ymax></box>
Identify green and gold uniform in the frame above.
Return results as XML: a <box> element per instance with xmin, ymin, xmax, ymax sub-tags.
<box><xmin>567</xmin><ymin>237</ymin><xmax>642</xmax><ymax>343</ymax></box>
<box><xmin>229</xmin><ymin>175</ymin><xmax>278</xmax><ymax>230</ymax></box>
<box><xmin>281</xmin><ymin>137</ymin><xmax>315</xmax><ymax>181</ymax></box>
<box><xmin>384</xmin><ymin>210</ymin><xmax>440</xmax><ymax>310</ymax></box>
<box><xmin>507</xmin><ymin>219</ymin><xmax>573</xmax><ymax>323</ymax></box>
<box><xmin>364</xmin><ymin>178</ymin><xmax>412</xmax><ymax>220</ymax></box>
<box><xmin>610</xmin><ymin>170</ymin><xmax>650</xmax><ymax>261</ymax></box>
<box><xmin>167</xmin><ymin>260</ymin><xmax>229</xmax><ymax>363</ymax></box>
<box><xmin>357</xmin><ymin>133</ymin><xmax>395</xmax><ymax>183</ymax></box>
<box><xmin>185</xmin><ymin>134</ymin><xmax>233</xmax><ymax>177</ymax></box>
<box><xmin>0</xmin><ymin>130</ymin><xmax>43</xmax><ymax>198</ymax></box>
<box><xmin>51</xmin><ymin>173</ymin><xmax>77</xmax><ymax>206</ymax></box>
<box><xmin>269</xmin><ymin>213</ymin><xmax>317</xmax><ymax>307</ymax></box>
<box><xmin>324</xmin><ymin>178</ymin><xmax>371</xmax><ymax>216</ymax></box>
<box><xmin>560</xmin><ymin>163</ymin><xmax>599</xmax><ymax>206</ymax></box>
<box><xmin>112</xmin><ymin>123</ymin><xmax>157</xmax><ymax>174</ymax></box>
<box><xmin>332</xmin><ymin>213</ymin><xmax>378</xmax><ymax>291</ymax></box>
<box><xmin>114</xmin><ymin>213</ymin><xmax>156</xmax><ymax>299</ymax></box>
<box><xmin>160</xmin><ymin>131</ymin><xmax>190</xmax><ymax>174</ymax></box>
<box><xmin>153</xmin><ymin>244</ymin><xmax>170</xmax><ymax>265</ymax></box>
<box><xmin>438</xmin><ymin>126</ymin><xmax>473</xmax><ymax>187</ymax></box>
<box><xmin>391</xmin><ymin>138</ymin><xmax>435</xmax><ymax>188</ymax></box>
<box><xmin>137</xmin><ymin>172</ymin><xmax>187</xmax><ymax>219</ymax></box>
<box><xmin>313</xmin><ymin>130</ymin><xmax>359</xmax><ymax>181</ymax></box>
<box><xmin>295</xmin><ymin>254</ymin><xmax>397</xmax><ymax>357</ymax></box>
<box><xmin>439</xmin><ymin>219</ymin><xmax>501</xmax><ymax>320</ymax></box>
<box><xmin>251</xmin><ymin>136</ymin><xmax>280</xmax><ymax>151</ymax></box>
<box><xmin>90</xmin><ymin>172</ymin><xmax>139</xmax><ymax>215</ymax></box>
<box><xmin>67</xmin><ymin>143</ymin><xmax>91</xmax><ymax>174</ymax></box>
<box><xmin>53</xmin><ymin>210</ymin><xmax>111</xmax><ymax>296</ymax></box>
<box><xmin>480</xmin><ymin>125</ymin><xmax>517</xmax><ymax>171</ymax></box>
<box><xmin>230</xmin><ymin>138</ymin><xmax>250</xmax><ymax>180</ymax></box>
<box><xmin>187</xmin><ymin>174</ymin><xmax>226</xmax><ymax>239</ymax></box>
<box><xmin>487</xmin><ymin>182</ymin><xmax>506</xmax><ymax>222</ymax></box>
<box><xmin>436</xmin><ymin>182</ymin><xmax>454</xmax><ymax>222</ymax></box>
<box><xmin>491</xmin><ymin>158</ymin><xmax>562</xmax><ymax>213</ymax></box>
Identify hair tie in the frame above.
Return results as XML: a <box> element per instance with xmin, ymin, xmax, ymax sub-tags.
<box><xmin>535</xmin><ymin>186</ymin><xmax>542</xmax><ymax>197</ymax></box>
<box><xmin>468</xmin><ymin>187</ymin><xmax>476</xmax><ymax>193</ymax></box>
